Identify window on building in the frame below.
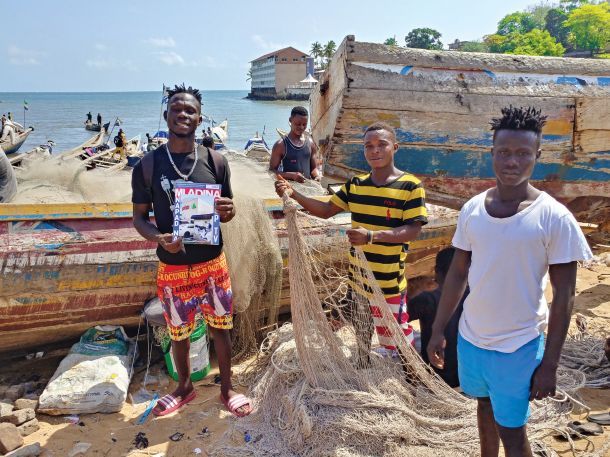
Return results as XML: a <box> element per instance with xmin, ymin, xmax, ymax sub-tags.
<box><xmin>293</xmin><ymin>58</ymin><xmax>298</xmax><ymax>62</ymax></box>
<box><xmin>281</xmin><ymin>57</ymin><xmax>287</xmax><ymax>62</ymax></box>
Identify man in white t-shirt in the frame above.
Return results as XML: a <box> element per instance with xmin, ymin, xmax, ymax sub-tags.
<box><xmin>427</xmin><ymin>106</ymin><xmax>592</xmax><ymax>457</ymax></box>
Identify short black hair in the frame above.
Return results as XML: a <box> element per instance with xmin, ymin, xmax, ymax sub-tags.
<box><xmin>201</xmin><ymin>136</ymin><xmax>215</xmax><ymax>148</ymax></box>
<box><xmin>290</xmin><ymin>106</ymin><xmax>308</xmax><ymax>117</ymax></box>
<box><xmin>435</xmin><ymin>247</ymin><xmax>455</xmax><ymax>276</ymax></box>
<box><xmin>364</xmin><ymin>122</ymin><xmax>397</xmax><ymax>142</ymax></box>
<box><xmin>167</xmin><ymin>83</ymin><xmax>203</xmax><ymax>106</ymax></box>
<box><xmin>490</xmin><ymin>106</ymin><xmax>547</xmax><ymax>136</ymax></box>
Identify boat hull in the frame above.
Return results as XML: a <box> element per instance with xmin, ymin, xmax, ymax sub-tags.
<box><xmin>0</xmin><ymin>129</ymin><xmax>33</xmax><ymax>155</ymax></box>
<box><xmin>311</xmin><ymin>36</ymin><xmax>610</xmax><ymax>224</ymax></box>
<box><xmin>0</xmin><ymin>201</ymin><xmax>456</xmax><ymax>354</ymax></box>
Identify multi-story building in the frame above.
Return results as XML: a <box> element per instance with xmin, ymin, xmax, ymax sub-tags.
<box><xmin>249</xmin><ymin>47</ymin><xmax>313</xmax><ymax>99</ymax></box>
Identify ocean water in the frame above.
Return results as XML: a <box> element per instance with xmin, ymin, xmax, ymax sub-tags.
<box><xmin>0</xmin><ymin>91</ymin><xmax>297</xmax><ymax>153</ymax></box>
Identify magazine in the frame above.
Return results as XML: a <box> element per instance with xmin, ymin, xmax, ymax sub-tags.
<box><xmin>172</xmin><ymin>181</ymin><xmax>221</xmax><ymax>245</ymax></box>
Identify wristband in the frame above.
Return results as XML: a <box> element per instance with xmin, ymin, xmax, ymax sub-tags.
<box><xmin>367</xmin><ymin>230</ymin><xmax>374</xmax><ymax>244</ymax></box>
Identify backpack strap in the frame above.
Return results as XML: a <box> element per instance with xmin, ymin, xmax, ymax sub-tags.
<box><xmin>141</xmin><ymin>150</ymin><xmax>155</xmax><ymax>190</ymax></box>
<box><xmin>203</xmin><ymin>146</ymin><xmax>226</xmax><ymax>183</ymax></box>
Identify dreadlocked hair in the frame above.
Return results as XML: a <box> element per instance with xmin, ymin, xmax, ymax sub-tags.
<box><xmin>167</xmin><ymin>83</ymin><xmax>203</xmax><ymax>105</ymax></box>
<box><xmin>490</xmin><ymin>106</ymin><xmax>547</xmax><ymax>134</ymax></box>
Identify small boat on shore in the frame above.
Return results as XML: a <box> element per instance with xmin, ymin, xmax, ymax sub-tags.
<box><xmin>311</xmin><ymin>35</ymin><xmax>610</xmax><ymax>225</ymax></box>
<box><xmin>244</xmin><ymin>133</ymin><xmax>270</xmax><ymax>161</ymax></box>
<box><xmin>84</xmin><ymin>120</ymin><xmax>102</xmax><ymax>132</ymax></box>
<box><xmin>0</xmin><ymin>126</ymin><xmax>34</xmax><ymax>155</ymax></box>
<box><xmin>59</xmin><ymin>130</ymin><xmax>108</xmax><ymax>161</ymax></box>
<box><xmin>7</xmin><ymin>140</ymin><xmax>54</xmax><ymax>167</ymax></box>
<box><xmin>0</xmin><ymin>198</ymin><xmax>457</xmax><ymax>354</ymax></box>
<box><xmin>81</xmin><ymin>135</ymin><xmax>141</xmax><ymax>171</ymax></box>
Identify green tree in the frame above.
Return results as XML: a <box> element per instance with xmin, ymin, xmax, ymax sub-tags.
<box><xmin>322</xmin><ymin>40</ymin><xmax>337</xmax><ymax>68</ymax></box>
<box><xmin>565</xmin><ymin>3</ymin><xmax>610</xmax><ymax>53</ymax></box>
<box><xmin>545</xmin><ymin>8</ymin><xmax>571</xmax><ymax>49</ymax></box>
<box><xmin>527</xmin><ymin>2</ymin><xmax>553</xmax><ymax>28</ymax></box>
<box><xmin>497</xmin><ymin>12</ymin><xmax>540</xmax><ymax>35</ymax></box>
<box><xmin>460</xmin><ymin>41</ymin><xmax>490</xmax><ymax>53</ymax></box>
<box><xmin>405</xmin><ymin>28</ymin><xmax>443</xmax><ymax>50</ymax></box>
<box><xmin>484</xmin><ymin>34</ymin><xmax>513</xmax><ymax>53</ymax></box>
<box><xmin>508</xmin><ymin>29</ymin><xmax>565</xmax><ymax>56</ymax></box>
<box><xmin>384</xmin><ymin>36</ymin><xmax>398</xmax><ymax>46</ymax></box>
<box><xmin>310</xmin><ymin>41</ymin><xmax>323</xmax><ymax>68</ymax></box>
<box><xmin>246</xmin><ymin>69</ymin><xmax>253</xmax><ymax>82</ymax></box>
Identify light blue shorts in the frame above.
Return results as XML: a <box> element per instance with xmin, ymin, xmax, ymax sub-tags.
<box><xmin>457</xmin><ymin>333</ymin><xmax>544</xmax><ymax>428</ymax></box>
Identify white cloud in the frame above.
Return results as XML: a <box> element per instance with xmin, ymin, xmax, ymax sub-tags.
<box><xmin>86</xmin><ymin>58</ymin><xmax>112</xmax><ymax>69</ymax></box>
<box><xmin>188</xmin><ymin>56</ymin><xmax>222</xmax><ymax>69</ymax></box>
<box><xmin>7</xmin><ymin>45</ymin><xmax>40</xmax><ymax>65</ymax></box>
<box><xmin>251</xmin><ymin>34</ymin><xmax>289</xmax><ymax>52</ymax></box>
<box><xmin>157</xmin><ymin>51</ymin><xmax>184</xmax><ymax>65</ymax></box>
<box><xmin>94</xmin><ymin>43</ymin><xmax>107</xmax><ymax>51</ymax></box>
<box><xmin>146</xmin><ymin>37</ymin><xmax>176</xmax><ymax>48</ymax></box>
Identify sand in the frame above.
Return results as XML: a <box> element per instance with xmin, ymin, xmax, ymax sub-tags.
<box><xmin>0</xmin><ymin>261</ymin><xmax>602</xmax><ymax>457</ymax></box>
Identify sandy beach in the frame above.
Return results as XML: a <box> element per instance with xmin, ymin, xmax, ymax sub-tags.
<box><xmin>2</xmin><ymin>260</ymin><xmax>607</xmax><ymax>457</ymax></box>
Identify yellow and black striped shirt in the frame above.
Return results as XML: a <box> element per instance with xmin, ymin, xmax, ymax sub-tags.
<box><xmin>329</xmin><ymin>173</ymin><xmax>428</xmax><ymax>299</ymax></box>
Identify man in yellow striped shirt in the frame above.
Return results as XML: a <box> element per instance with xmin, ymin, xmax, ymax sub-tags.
<box><xmin>275</xmin><ymin>122</ymin><xmax>428</xmax><ymax>351</ymax></box>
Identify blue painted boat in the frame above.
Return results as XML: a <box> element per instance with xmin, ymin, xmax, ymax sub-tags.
<box><xmin>311</xmin><ymin>36</ymin><xmax>610</xmax><ymax>225</ymax></box>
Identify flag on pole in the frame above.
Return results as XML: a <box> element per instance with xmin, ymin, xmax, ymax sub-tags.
<box><xmin>23</xmin><ymin>100</ymin><xmax>29</xmax><ymax>111</ymax></box>
<box><xmin>161</xmin><ymin>84</ymin><xmax>169</xmax><ymax>104</ymax></box>
<box><xmin>114</xmin><ymin>118</ymin><xmax>122</xmax><ymax>127</ymax></box>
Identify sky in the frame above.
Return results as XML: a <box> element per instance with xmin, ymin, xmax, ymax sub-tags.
<box><xmin>1</xmin><ymin>0</ymin><xmax>540</xmax><ymax>92</ymax></box>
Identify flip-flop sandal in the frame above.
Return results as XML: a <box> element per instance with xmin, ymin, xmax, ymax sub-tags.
<box><xmin>567</xmin><ymin>421</ymin><xmax>604</xmax><ymax>436</ymax></box>
<box><xmin>220</xmin><ymin>393</ymin><xmax>252</xmax><ymax>418</ymax></box>
<box><xmin>588</xmin><ymin>411</ymin><xmax>610</xmax><ymax>426</ymax></box>
<box><xmin>153</xmin><ymin>391</ymin><xmax>196</xmax><ymax>417</ymax></box>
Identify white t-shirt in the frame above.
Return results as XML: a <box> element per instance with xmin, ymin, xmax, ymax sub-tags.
<box><xmin>453</xmin><ymin>190</ymin><xmax>592</xmax><ymax>353</ymax></box>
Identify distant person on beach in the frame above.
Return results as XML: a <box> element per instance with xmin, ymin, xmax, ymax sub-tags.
<box><xmin>86</xmin><ymin>112</ymin><xmax>92</xmax><ymax>123</ymax></box>
<box><xmin>201</xmin><ymin>135</ymin><xmax>214</xmax><ymax>149</ymax></box>
<box><xmin>7</xmin><ymin>112</ymin><xmax>13</xmax><ymax>121</ymax></box>
<box><xmin>270</xmin><ymin>106</ymin><xmax>320</xmax><ymax>182</ymax></box>
<box><xmin>276</xmin><ymin>121</ymin><xmax>428</xmax><ymax>362</ymax></box>
<box><xmin>97</xmin><ymin>113</ymin><xmax>102</xmax><ymax>126</ymax></box>
<box><xmin>113</xmin><ymin>129</ymin><xmax>127</xmax><ymax>160</ymax></box>
<box><xmin>427</xmin><ymin>106</ymin><xmax>593</xmax><ymax>457</ymax></box>
<box><xmin>131</xmin><ymin>84</ymin><xmax>251</xmax><ymax>419</ymax></box>
<box><xmin>408</xmin><ymin>246</ymin><xmax>466</xmax><ymax>388</ymax></box>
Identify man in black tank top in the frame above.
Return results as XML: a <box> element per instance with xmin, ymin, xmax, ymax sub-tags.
<box><xmin>269</xmin><ymin>106</ymin><xmax>320</xmax><ymax>182</ymax></box>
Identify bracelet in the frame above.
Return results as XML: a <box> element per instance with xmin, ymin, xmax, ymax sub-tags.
<box><xmin>367</xmin><ymin>230</ymin><xmax>374</xmax><ymax>244</ymax></box>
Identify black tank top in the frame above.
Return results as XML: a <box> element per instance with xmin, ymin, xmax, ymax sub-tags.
<box><xmin>280</xmin><ymin>136</ymin><xmax>312</xmax><ymax>178</ymax></box>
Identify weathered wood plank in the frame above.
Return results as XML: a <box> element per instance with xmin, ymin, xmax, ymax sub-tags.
<box><xmin>344</xmin><ymin>88</ymin><xmax>575</xmax><ymax>120</ymax></box>
<box><xmin>574</xmin><ymin>130</ymin><xmax>610</xmax><ymax>154</ymax></box>
<box><xmin>576</xmin><ymin>97</ymin><xmax>610</xmax><ymax>131</ymax></box>
<box><xmin>347</xmin><ymin>40</ymin><xmax>610</xmax><ymax>76</ymax></box>
<box><xmin>334</xmin><ymin>108</ymin><xmax>573</xmax><ymax>152</ymax></box>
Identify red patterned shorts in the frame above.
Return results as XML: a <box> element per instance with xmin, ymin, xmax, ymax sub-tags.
<box><xmin>156</xmin><ymin>252</ymin><xmax>233</xmax><ymax>341</ymax></box>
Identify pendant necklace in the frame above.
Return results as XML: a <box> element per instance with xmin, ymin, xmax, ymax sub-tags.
<box><xmin>165</xmin><ymin>143</ymin><xmax>198</xmax><ymax>180</ymax></box>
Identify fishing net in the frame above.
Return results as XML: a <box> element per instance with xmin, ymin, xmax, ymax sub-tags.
<box><xmin>210</xmin><ymin>196</ymin><xmax>593</xmax><ymax>457</ymax></box>
<box><xmin>222</xmin><ymin>194</ymin><xmax>283</xmax><ymax>361</ymax></box>
<box><xmin>560</xmin><ymin>314</ymin><xmax>610</xmax><ymax>389</ymax></box>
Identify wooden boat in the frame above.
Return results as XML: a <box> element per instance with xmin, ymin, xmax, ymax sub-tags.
<box><xmin>59</xmin><ymin>130</ymin><xmax>108</xmax><ymax>161</ymax></box>
<box><xmin>0</xmin><ymin>200</ymin><xmax>457</xmax><ymax>354</ymax></box>
<box><xmin>244</xmin><ymin>133</ymin><xmax>270</xmax><ymax>161</ymax></box>
<box><xmin>84</xmin><ymin>120</ymin><xmax>102</xmax><ymax>132</ymax></box>
<box><xmin>0</xmin><ymin>127</ymin><xmax>34</xmax><ymax>155</ymax></box>
<box><xmin>311</xmin><ymin>36</ymin><xmax>610</xmax><ymax>225</ymax></box>
<box><xmin>80</xmin><ymin>136</ymin><xmax>141</xmax><ymax>171</ymax></box>
<box><xmin>7</xmin><ymin>141</ymin><xmax>54</xmax><ymax>168</ymax></box>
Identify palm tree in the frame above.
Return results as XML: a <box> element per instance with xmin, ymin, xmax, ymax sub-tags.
<box><xmin>310</xmin><ymin>41</ymin><xmax>323</xmax><ymax>68</ymax></box>
<box><xmin>323</xmin><ymin>40</ymin><xmax>336</xmax><ymax>68</ymax></box>
<box><xmin>246</xmin><ymin>69</ymin><xmax>253</xmax><ymax>81</ymax></box>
